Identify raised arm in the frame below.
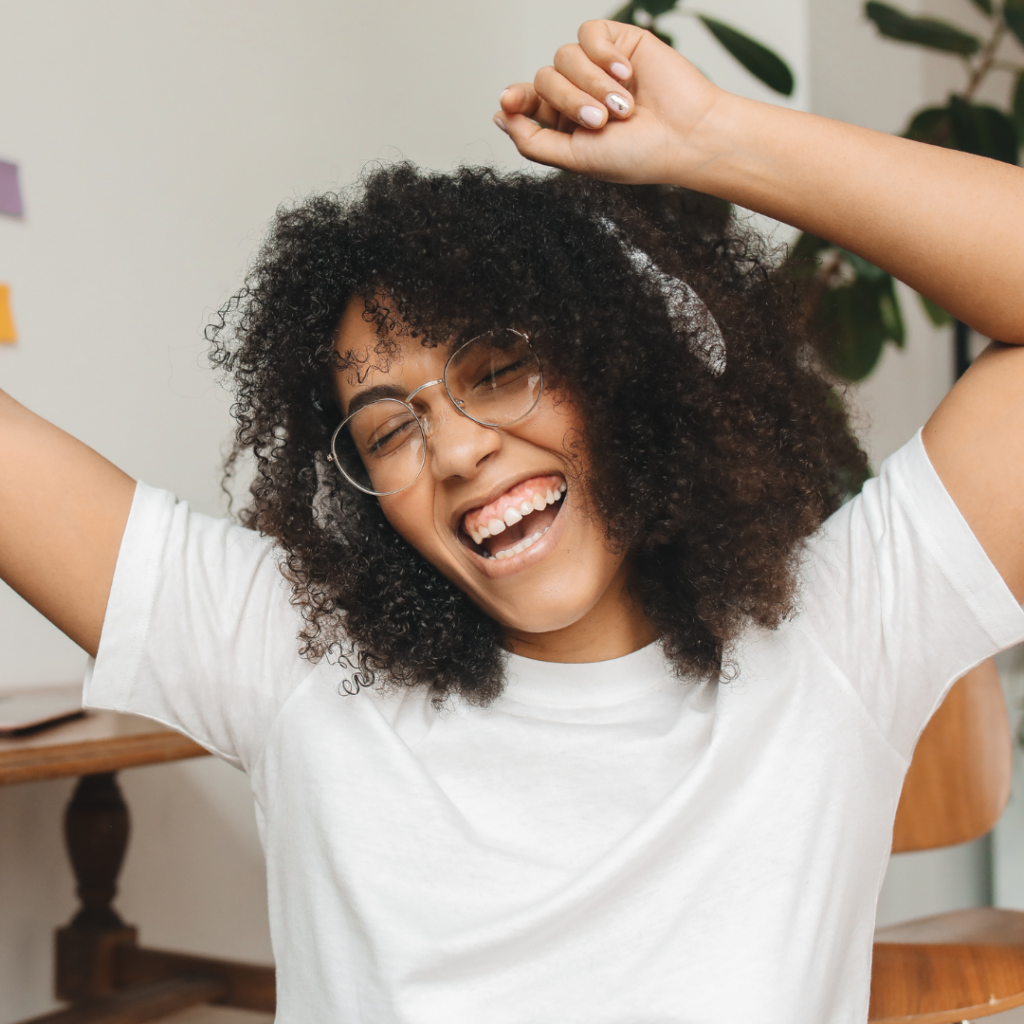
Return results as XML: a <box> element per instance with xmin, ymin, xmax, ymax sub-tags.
<box><xmin>0</xmin><ymin>388</ymin><xmax>135</xmax><ymax>657</ymax></box>
<box><xmin>494</xmin><ymin>21</ymin><xmax>1024</xmax><ymax>342</ymax></box>
<box><xmin>494</xmin><ymin>21</ymin><xmax>1024</xmax><ymax>598</ymax></box>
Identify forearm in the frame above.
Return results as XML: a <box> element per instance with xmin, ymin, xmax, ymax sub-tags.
<box><xmin>687</xmin><ymin>94</ymin><xmax>1024</xmax><ymax>343</ymax></box>
<box><xmin>0</xmin><ymin>388</ymin><xmax>135</xmax><ymax>656</ymax></box>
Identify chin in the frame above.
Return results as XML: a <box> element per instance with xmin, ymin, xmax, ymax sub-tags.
<box><xmin>461</xmin><ymin>551</ymin><xmax>622</xmax><ymax>636</ymax></box>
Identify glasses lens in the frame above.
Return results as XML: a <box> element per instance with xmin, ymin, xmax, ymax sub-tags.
<box><xmin>445</xmin><ymin>329</ymin><xmax>542</xmax><ymax>428</ymax></box>
<box><xmin>333</xmin><ymin>398</ymin><xmax>426</xmax><ymax>495</ymax></box>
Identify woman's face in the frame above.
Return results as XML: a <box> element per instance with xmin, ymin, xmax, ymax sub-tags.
<box><xmin>332</xmin><ymin>298</ymin><xmax>643</xmax><ymax>649</ymax></box>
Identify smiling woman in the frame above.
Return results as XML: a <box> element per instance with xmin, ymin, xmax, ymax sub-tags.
<box><xmin>5</xmin><ymin>17</ymin><xmax>1024</xmax><ymax>1023</ymax></box>
<box><xmin>206</xmin><ymin>163</ymin><xmax>866</xmax><ymax>703</ymax></box>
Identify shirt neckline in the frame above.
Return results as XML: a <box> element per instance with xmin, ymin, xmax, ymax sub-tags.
<box><xmin>501</xmin><ymin>641</ymin><xmax>673</xmax><ymax>709</ymax></box>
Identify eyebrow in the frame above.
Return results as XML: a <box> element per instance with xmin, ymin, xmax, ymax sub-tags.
<box><xmin>344</xmin><ymin>383</ymin><xmax>409</xmax><ymax>419</ymax></box>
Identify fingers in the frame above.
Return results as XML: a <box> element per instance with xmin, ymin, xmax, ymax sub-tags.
<box><xmin>553</xmin><ymin>43</ymin><xmax>633</xmax><ymax>122</ymax></box>
<box><xmin>499</xmin><ymin>84</ymin><xmax>567</xmax><ymax>132</ymax></box>
<box><xmin>498</xmin><ymin>51</ymin><xmax>634</xmax><ymax>136</ymax></box>
<box><xmin>491</xmin><ymin>19</ymin><xmax>649</xmax><ymax>171</ymax></box>
<box><xmin>577</xmin><ymin>19</ymin><xmax>639</xmax><ymax>83</ymax></box>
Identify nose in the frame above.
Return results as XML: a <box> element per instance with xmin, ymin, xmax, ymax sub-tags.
<box><xmin>425</xmin><ymin>403</ymin><xmax>502</xmax><ymax>481</ymax></box>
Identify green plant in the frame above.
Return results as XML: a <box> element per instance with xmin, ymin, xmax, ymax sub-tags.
<box><xmin>792</xmin><ymin>0</ymin><xmax>1024</xmax><ymax>381</ymax></box>
<box><xmin>610</xmin><ymin>1</ymin><xmax>795</xmax><ymax>96</ymax></box>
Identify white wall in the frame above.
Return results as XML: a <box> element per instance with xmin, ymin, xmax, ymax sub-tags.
<box><xmin>0</xmin><ymin>2</ymin><xmax>809</xmax><ymax>1020</ymax></box>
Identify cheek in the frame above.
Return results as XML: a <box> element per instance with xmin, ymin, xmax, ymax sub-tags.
<box><xmin>519</xmin><ymin>393</ymin><xmax>585</xmax><ymax>465</ymax></box>
<box><xmin>378</xmin><ymin>486</ymin><xmax>442</xmax><ymax>557</ymax></box>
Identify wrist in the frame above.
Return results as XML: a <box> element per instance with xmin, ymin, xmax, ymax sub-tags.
<box><xmin>666</xmin><ymin>90</ymin><xmax>761</xmax><ymax>197</ymax></box>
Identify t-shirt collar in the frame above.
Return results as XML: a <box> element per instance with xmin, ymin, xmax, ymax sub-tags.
<box><xmin>501</xmin><ymin>641</ymin><xmax>674</xmax><ymax>709</ymax></box>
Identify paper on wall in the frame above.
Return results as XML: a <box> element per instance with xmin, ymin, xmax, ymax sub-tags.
<box><xmin>0</xmin><ymin>160</ymin><xmax>23</xmax><ymax>217</ymax></box>
<box><xmin>0</xmin><ymin>284</ymin><xmax>17</xmax><ymax>343</ymax></box>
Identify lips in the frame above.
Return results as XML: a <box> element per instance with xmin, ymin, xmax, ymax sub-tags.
<box><xmin>460</xmin><ymin>474</ymin><xmax>567</xmax><ymax>561</ymax></box>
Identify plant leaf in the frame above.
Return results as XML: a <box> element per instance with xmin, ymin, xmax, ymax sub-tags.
<box><xmin>949</xmin><ymin>95</ymin><xmax>1019</xmax><ymax>162</ymax></box>
<box><xmin>789</xmin><ymin>232</ymin><xmax>831</xmax><ymax>263</ymax></box>
<box><xmin>1005</xmin><ymin>0</ymin><xmax>1024</xmax><ymax>48</ymax></box>
<box><xmin>1014</xmin><ymin>72</ymin><xmax>1024</xmax><ymax>150</ymax></box>
<box><xmin>919</xmin><ymin>293</ymin><xmax>954</xmax><ymax>326</ymax></box>
<box><xmin>864</xmin><ymin>1</ymin><xmax>981</xmax><ymax>54</ymax></box>
<box><xmin>636</xmin><ymin>0</ymin><xmax>679</xmax><ymax>16</ymax></box>
<box><xmin>879</xmin><ymin>276</ymin><xmax>906</xmax><ymax>347</ymax></box>
<box><xmin>819</xmin><ymin>284</ymin><xmax>887</xmax><ymax>381</ymax></box>
<box><xmin>697</xmin><ymin>16</ymin><xmax>795</xmax><ymax>95</ymax></box>
<box><xmin>979</xmin><ymin>105</ymin><xmax>1019</xmax><ymax>163</ymax></box>
<box><xmin>610</xmin><ymin>2</ymin><xmax>638</xmax><ymax>23</ymax></box>
<box><xmin>904</xmin><ymin>105</ymin><xmax>955</xmax><ymax>146</ymax></box>
<box><xmin>968</xmin><ymin>0</ymin><xmax>993</xmax><ymax>14</ymax></box>
<box><xmin>843</xmin><ymin>249</ymin><xmax>888</xmax><ymax>281</ymax></box>
<box><xmin>814</xmin><ymin>272</ymin><xmax>907</xmax><ymax>381</ymax></box>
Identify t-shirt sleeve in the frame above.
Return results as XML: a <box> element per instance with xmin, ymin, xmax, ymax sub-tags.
<box><xmin>83</xmin><ymin>481</ymin><xmax>312</xmax><ymax>772</ymax></box>
<box><xmin>797</xmin><ymin>430</ymin><xmax>1024</xmax><ymax>759</ymax></box>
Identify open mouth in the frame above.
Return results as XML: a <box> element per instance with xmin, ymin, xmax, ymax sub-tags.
<box><xmin>458</xmin><ymin>474</ymin><xmax>567</xmax><ymax>561</ymax></box>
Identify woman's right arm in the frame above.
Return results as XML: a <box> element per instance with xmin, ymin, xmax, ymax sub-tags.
<box><xmin>0</xmin><ymin>388</ymin><xmax>136</xmax><ymax>658</ymax></box>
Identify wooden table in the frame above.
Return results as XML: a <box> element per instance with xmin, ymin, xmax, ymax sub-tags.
<box><xmin>0</xmin><ymin>687</ymin><xmax>275</xmax><ymax>1024</ymax></box>
<box><xmin>0</xmin><ymin>689</ymin><xmax>208</xmax><ymax>786</ymax></box>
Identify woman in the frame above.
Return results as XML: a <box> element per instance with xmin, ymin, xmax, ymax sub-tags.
<box><xmin>3</xmin><ymin>19</ymin><xmax>1024</xmax><ymax>1023</ymax></box>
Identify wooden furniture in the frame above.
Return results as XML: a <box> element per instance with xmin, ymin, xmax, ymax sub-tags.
<box><xmin>0</xmin><ymin>688</ymin><xmax>276</xmax><ymax>1024</ymax></box>
<box><xmin>869</xmin><ymin>659</ymin><xmax>1024</xmax><ymax>1023</ymax></box>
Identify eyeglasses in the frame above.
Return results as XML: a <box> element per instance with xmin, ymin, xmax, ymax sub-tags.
<box><xmin>328</xmin><ymin>328</ymin><xmax>543</xmax><ymax>496</ymax></box>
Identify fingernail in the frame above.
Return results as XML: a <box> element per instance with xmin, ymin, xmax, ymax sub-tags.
<box><xmin>579</xmin><ymin>105</ymin><xmax>604</xmax><ymax>128</ymax></box>
<box><xmin>500</xmin><ymin>87</ymin><xmax>511</xmax><ymax>103</ymax></box>
<box><xmin>611</xmin><ymin>62</ymin><xmax>630</xmax><ymax>80</ymax></box>
<box><xmin>606</xmin><ymin>93</ymin><xmax>630</xmax><ymax>116</ymax></box>
<box><xmin>493</xmin><ymin>115</ymin><xmax>509</xmax><ymax>135</ymax></box>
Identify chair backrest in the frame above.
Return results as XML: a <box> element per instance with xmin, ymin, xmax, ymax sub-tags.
<box><xmin>892</xmin><ymin>658</ymin><xmax>1012</xmax><ymax>853</ymax></box>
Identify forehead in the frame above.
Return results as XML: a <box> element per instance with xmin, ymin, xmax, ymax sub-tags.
<box><xmin>332</xmin><ymin>296</ymin><xmax>448</xmax><ymax>403</ymax></box>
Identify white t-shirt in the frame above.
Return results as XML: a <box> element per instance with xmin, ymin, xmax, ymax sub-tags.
<box><xmin>84</xmin><ymin>432</ymin><xmax>1024</xmax><ymax>1024</ymax></box>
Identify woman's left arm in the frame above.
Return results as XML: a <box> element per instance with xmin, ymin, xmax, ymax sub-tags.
<box><xmin>496</xmin><ymin>21</ymin><xmax>1024</xmax><ymax>597</ymax></box>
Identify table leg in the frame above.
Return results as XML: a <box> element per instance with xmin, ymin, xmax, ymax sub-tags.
<box><xmin>23</xmin><ymin>767</ymin><xmax>277</xmax><ymax>1021</ymax></box>
<box><xmin>55</xmin><ymin>772</ymin><xmax>138</xmax><ymax>1001</ymax></box>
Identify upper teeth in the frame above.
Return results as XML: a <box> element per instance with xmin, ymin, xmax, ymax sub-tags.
<box><xmin>467</xmin><ymin>483</ymin><xmax>566</xmax><ymax>547</ymax></box>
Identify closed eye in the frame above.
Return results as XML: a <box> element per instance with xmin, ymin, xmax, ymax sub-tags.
<box><xmin>474</xmin><ymin>357</ymin><xmax>530</xmax><ymax>390</ymax></box>
<box><xmin>367</xmin><ymin>421</ymin><xmax>414</xmax><ymax>454</ymax></box>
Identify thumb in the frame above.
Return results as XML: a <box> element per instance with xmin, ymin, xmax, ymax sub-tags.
<box><xmin>493</xmin><ymin>111</ymin><xmax>582</xmax><ymax>172</ymax></box>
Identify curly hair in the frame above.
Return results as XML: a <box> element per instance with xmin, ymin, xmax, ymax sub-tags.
<box><xmin>207</xmin><ymin>163</ymin><xmax>868</xmax><ymax>705</ymax></box>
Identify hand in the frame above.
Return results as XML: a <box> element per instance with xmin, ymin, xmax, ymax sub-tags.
<box><xmin>494</xmin><ymin>20</ymin><xmax>725</xmax><ymax>186</ymax></box>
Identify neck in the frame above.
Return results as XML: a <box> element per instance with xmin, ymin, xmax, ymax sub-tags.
<box><xmin>502</xmin><ymin>562</ymin><xmax>658</xmax><ymax>664</ymax></box>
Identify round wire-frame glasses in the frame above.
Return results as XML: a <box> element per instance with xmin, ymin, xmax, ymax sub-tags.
<box><xmin>327</xmin><ymin>328</ymin><xmax>543</xmax><ymax>496</ymax></box>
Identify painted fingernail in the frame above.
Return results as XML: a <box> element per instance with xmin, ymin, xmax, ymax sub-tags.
<box><xmin>579</xmin><ymin>105</ymin><xmax>604</xmax><ymax>128</ymax></box>
<box><xmin>493</xmin><ymin>115</ymin><xmax>509</xmax><ymax>135</ymax></box>
<box><xmin>606</xmin><ymin>93</ymin><xmax>630</xmax><ymax>116</ymax></box>
<box><xmin>611</xmin><ymin>62</ymin><xmax>630</xmax><ymax>80</ymax></box>
<box><xmin>500</xmin><ymin>87</ymin><xmax>512</xmax><ymax>103</ymax></box>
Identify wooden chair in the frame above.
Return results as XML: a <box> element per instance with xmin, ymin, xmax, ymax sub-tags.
<box><xmin>870</xmin><ymin>658</ymin><xmax>1024</xmax><ymax>1022</ymax></box>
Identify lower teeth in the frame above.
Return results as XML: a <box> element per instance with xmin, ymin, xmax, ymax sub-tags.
<box><xmin>488</xmin><ymin>527</ymin><xmax>548</xmax><ymax>560</ymax></box>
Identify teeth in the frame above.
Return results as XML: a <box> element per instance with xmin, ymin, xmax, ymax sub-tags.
<box><xmin>493</xmin><ymin>529</ymin><xmax>547</xmax><ymax>560</ymax></box>
<box><xmin>464</xmin><ymin>483</ymin><xmax>567</xmax><ymax>552</ymax></box>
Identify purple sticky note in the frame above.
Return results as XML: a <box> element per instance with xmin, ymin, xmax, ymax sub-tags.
<box><xmin>0</xmin><ymin>161</ymin><xmax>23</xmax><ymax>217</ymax></box>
